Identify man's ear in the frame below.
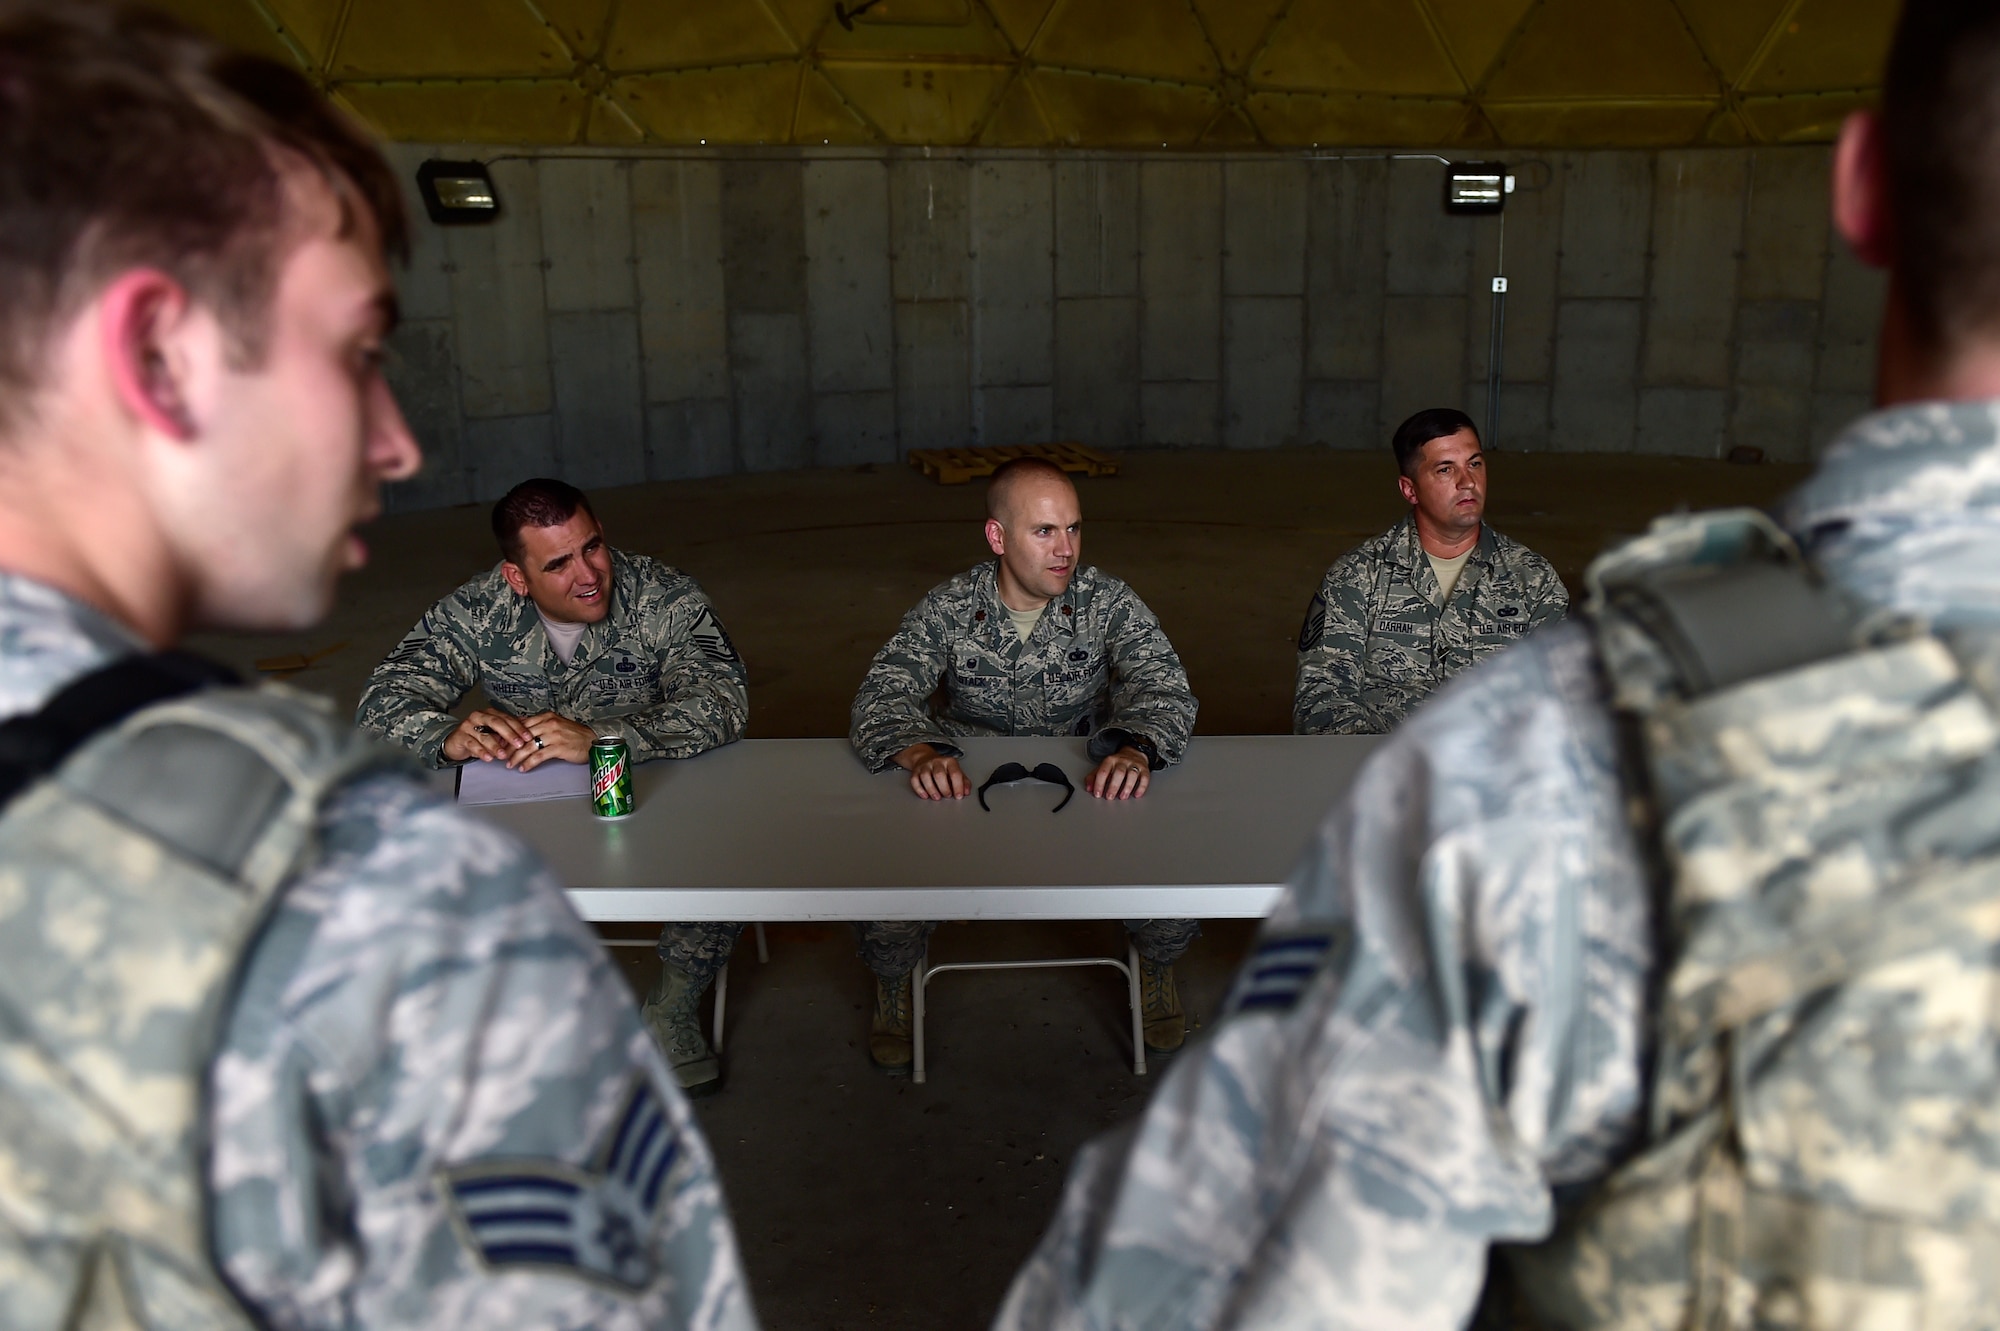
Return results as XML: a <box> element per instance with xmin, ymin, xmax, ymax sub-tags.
<box><xmin>1396</xmin><ymin>474</ymin><xmax>1418</xmax><ymax>506</ymax></box>
<box><xmin>500</xmin><ymin>561</ymin><xmax>530</xmax><ymax>596</ymax></box>
<box><xmin>99</xmin><ymin>269</ymin><xmax>200</xmax><ymax>440</ymax></box>
<box><xmin>984</xmin><ymin>518</ymin><xmax>1007</xmax><ymax>557</ymax></box>
<box><xmin>1833</xmin><ymin>110</ymin><xmax>1893</xmax><ymax>269</ymax></box>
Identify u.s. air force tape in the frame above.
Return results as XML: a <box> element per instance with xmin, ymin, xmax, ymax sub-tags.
<box><xmin>439</xmin><ymin>1077</ymin><xmax>684</xmax><ymax>1292</ymax></box>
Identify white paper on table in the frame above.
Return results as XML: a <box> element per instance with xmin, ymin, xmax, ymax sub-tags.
<box><xmin>456</xmin><ymin>757</ymin><xmax>590</xmax><ymax>806</ymax></box>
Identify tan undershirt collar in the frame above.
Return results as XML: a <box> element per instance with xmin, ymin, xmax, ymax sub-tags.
<box><xmin>1003</xmin><ymin>601</ymin><xmax>1044</xmax><ymax>643</ymax></box>
<box><xmin>1426</xmin><ymin>548</ymin><xmax>1473</xmax><ymax>605</ymax></box>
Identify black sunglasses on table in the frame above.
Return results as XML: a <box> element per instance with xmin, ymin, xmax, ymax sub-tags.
<box><xmin>976</xmin><ymin>761</ymin><xmax>1074</xmax><ymax>812</ymax></box>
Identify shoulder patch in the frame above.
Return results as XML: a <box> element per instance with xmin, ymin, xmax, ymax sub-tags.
<box><xmin>1223</xmin><ymin>929</ymin><xmax>1339</xmax><ymax>1017</ymax></box>
<box><xmin>1297</xmin><ymin>594</ymin><xmax>1328</xmax><ymax>653</ymax></box>
<box><xmin>384</xmin><ymin>615</ymin><xmax>435</xmax><ymax>666</ymax></box>
<box><xmin>688</xmin><ymin>606</ymin><xmax>740</xmax><ymax>665</ymax></box>
<box><xmin>439</xmin><ymin>1077</ymin><xmax>685</xmax><ymax>1292</ymax></box>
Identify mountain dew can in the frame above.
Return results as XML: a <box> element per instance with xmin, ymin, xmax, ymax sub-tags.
<box><xmin>589</xmin><ymin>736</ymin><xmax>634</xmax><ymax>819</ymax></box>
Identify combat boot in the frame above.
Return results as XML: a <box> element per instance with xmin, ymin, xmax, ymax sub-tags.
<box><xmin>1139</xmin><ymin>956</ymin><xmax>1185</xmax><ymax>1053</ymax></box>
<box><xmin>640</xmin><ymin>964</ymin><xmax>720</xmax><ymax>1095</ymax></box>
<box><xmin>869</xmin><ymin>970</ymin><xmax>915</xmax><ymax>1074</ymax></box>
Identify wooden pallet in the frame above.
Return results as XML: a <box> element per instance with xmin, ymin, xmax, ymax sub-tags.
<box><xmin>253</xmin><ymin>640</ymin><xmax>347</xmax><ymax>675</ymax></box>
<box><xmin>907</xmin><ymin>442</ymin><xmax>1119</xmax><ymax>485</ymax></box>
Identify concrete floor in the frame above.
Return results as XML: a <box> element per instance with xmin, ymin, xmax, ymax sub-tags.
<box><xmin>188</xmin><ymin>447</ymin><xmax>1806</xmax><ymax>1328</ymax></box>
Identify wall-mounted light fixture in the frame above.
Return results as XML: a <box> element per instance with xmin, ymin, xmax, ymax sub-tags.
<box><xmin>416</xmin><ymin>159</ymin><xmax>499</xmax><ymax>225</ymax></box>
<box><xmin>1444</xmin><ymin>162</ymin><xmax>1513</xmax><ymax>214</ymax></box>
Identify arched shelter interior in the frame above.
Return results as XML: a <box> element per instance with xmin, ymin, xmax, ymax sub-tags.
<box><xmin>168</xmin><ymin>0</ymin><xmax>1883</xmax><ymax>1322</ymax></box>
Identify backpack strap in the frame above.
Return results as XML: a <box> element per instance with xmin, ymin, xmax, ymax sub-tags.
<box><xmin>1587</xmin><ymin>508</ymin><xmax>1876</xmax><ymax>708</ymax></box>
<box><xmin>1601</xmin><ymin>558</ymin><xmax>1858</xmax><ymax>699</ymax></box>
<box><xmin>0</xmin><ymin>651</ymin><xmax>239</xmax><ymax>811</ymax></box>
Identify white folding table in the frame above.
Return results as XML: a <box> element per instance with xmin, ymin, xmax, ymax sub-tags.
<box><xmin>458</xmin><ymin>734</ymin><xmax>1380</xmax><ymax>1080</ymax></box>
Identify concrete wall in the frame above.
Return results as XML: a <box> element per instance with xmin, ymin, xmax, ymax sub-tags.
<box><xmin>381</xmin><ymin>144</ymin><xmax>1884</xmax><ymax>511</ymax></box>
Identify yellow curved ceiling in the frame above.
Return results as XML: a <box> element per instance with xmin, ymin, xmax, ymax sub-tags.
<box><xmin>153</xmin><ymin>0</ymin><xmax>1896</xmax><ymax>148</ymax></box>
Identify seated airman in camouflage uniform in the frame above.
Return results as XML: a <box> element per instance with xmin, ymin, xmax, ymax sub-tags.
<box><xmin>0</xmin><ymin>10</ymin><xmax>754</xmax><ymax>1328</ymax></box>
<box><xmin>1293</xmin><ymin>407</ymin><xmax>1568</xmax><ymax>736</ymax></box>
<box><xmin>850</xmin><ymin>458</ymin><xmax>1200</xmax><ymax>1075</ymax></box>
<box><xmin>998</xmin><ymin>9</ymin><xmax>2000</xmax><ymax>1329</ymax></box>
<box><xmin>356</xmin><ymin>477</ymin><xmax>750</xmax><ymax>1095</ymax></box>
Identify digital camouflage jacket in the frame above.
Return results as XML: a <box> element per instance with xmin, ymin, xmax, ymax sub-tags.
<box><xmin>850</xmin><ymin>561</ymin><xmax>1196</xmax><ymax>773</ymax></box>
<box><xmin>0</xmin><ymin>573</ymin><xmax>757</xmax><ymax>1331</ymax></box>
<box><xmin>1293</xmin><ymin>515</ymin><xmax>1568</xmax><ymax>735</ymax></box>
<box><xmin>356</xmin><ymin>549</ymin><xmax>747</xmax><ymax>768</ymax></box>
<box><xmin>999</xmin><ymin>401</ymin><xmax>2000</xmax><ymax>1331</ymax></box>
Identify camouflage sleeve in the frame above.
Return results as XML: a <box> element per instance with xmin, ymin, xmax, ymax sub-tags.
<box><xmin>207</xmin><ymin>774</ymin><xmax>757</xmax><ymax>1331</ymax></box>
<box><xmin>1292</xmin><ymin>561</ymin><xmax>1374</xmax><ymax>736</ymax></box>
<box><xmin>849</xmin><ymin>596</ymin><xmax>955</xmax><ymax>773</ymax></box>
<box><xmin>1100</xmin><ymin>584</ymin><xmax>1196</xmax><ymax>765</ymax></box>
<box><xmin>997</xmin><ymin>625</ymin><xmax>1652</xmax><ymax>1331</ymax></box>
<box><xmin>354</xmin><ymin>600</ymin><xmax>483</xmax><ymax>768</ymax></box>
<box><xmin>1523</xmin><ymin>553</ymin><xmax>1572</xmax><ymax>632</ymax></box>
<box><xmin>614</xmin><ymin>590</ymin><xmax>749</xmax><ymax>763</ymax></box>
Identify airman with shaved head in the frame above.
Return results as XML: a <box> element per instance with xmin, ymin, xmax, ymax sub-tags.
<box><xmin>849</xmin><ymin>458</ymin><xmax>1201</xmax><ymax>1074</ymax></box>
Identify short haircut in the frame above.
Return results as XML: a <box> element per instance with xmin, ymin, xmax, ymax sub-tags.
<box><xmin>493</xmin><ymin>478</ymin><xmax>595</xmax><ymax>565</ymax></box>
<box><xmin>0</xmin><ymin>1</ymin><xmax>407</xmax><ymax>436</ymax></box>
<box><xmin>1390</xmin><ymin>408</ymin><xmax>1479</xmax><ymax>477</ymax></box>
<box><xmin>986</xmin><ymin>457</ymin><xmax>1075</xmax><ymax>522</ymax></box>
<box><xmin>1883</xmin><ymin>1</ymin><xmax>2000</xmax><ymax>352</ymax></box>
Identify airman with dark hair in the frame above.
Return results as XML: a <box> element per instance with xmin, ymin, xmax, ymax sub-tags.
<box><xmin>1293</xmin><ymin>408</ymin><xmax>1568</xmax><ymax>736</ymax></box>
<box><xmin>356</xmin><ymin>477</ymin><xmax>751</xmax><ymax>1096</ymax></box>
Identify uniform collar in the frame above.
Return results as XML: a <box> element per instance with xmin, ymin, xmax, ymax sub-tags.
<box><xmin>1783</xmin><ymin>399</ymin><xmax>2000</xmax><ymax>534</ymax></box>
<box><xmin>1391</xmin><ymin>512</ymin><xmax>1489</xmax><ymax>559</ymax></box>
<box><xmin>0</xmin><ymin>571</ymin><xmax>150</xmax><ymax>718</ymax></box>
<box><xmin>1782</xmin><ymin>398</ymin><xmax>2000</xmax><ymax>629</ymax></box>
<box><xmin>1392</xmin><ymin>515</ymin><xmax>1494</xmax><ymax>591</ymax></box>
<box><xmin>973</xmin><ymin>560</ymin><xmax>1081</xmax><ymax>644</ymax></box>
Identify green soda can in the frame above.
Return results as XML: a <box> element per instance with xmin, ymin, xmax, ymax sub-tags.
<box><xmin>589</xmin><ymin>736</ymin><xmax>634</xmax><ymax>819</ymax></box>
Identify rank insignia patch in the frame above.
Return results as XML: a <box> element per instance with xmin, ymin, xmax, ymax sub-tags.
<box><xmin>384</xmin><ymin>616</ymin><xmax>435</xmax><ymax>666</ymax></box>
<box><xmin>689</xmin><ymin>607</ymin><xmax>741</xmax><ymax>665</ymax></box>
<box><xmin>440</xmin><ymin>1078</ymin><xmax>684</xmax><ymax>1291</ymax></box>
<box><xmin>1298</xmin><ymin>595</ymin><xmax>1328</xmax><ymax>652</ymax></box>
<box><xmin>1223</xmin><ymin>929</ymin><xmax>1339</xmax><ymax>1017</ymax></box>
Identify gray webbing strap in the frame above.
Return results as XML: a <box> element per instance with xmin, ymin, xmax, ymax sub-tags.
<box><xmin>1609</xmin><ymin>559</ymin><xmax>1857</xmax><ymax>697</ymax></box>
<box><xmin>89</xmin><ymin>723</ymin><xmax>291</xmax><ymax>884</ymax></box>
<box><xmin>0</xmin><ymin>651</ymin><xmax>237</xmax><ymax>810</ymax></box>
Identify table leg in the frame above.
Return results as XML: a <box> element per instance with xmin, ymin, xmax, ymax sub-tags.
<box><xmin>913</xmin><ymin>944</ymin><xmax>930</xmax><ymax>1085</ymax></box>
<box><xmin>754</xmin><ymin>922</ymin><xmax>769</xmax><ymax>964</ymax></box>
<box><xmin>916</xmin><ymin>951</ymin><xmax>1143</xmax><ymax>1084</ymax></box>
<box><xmin>1127</xmin><ymin>941</ymin><xmax>1145</xmax><ymax>1077</ymax></box>
<box><xmin>713</xmin><ymin>961</ymin><xmax>728</xmax><ymax>1055</ymax></box>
